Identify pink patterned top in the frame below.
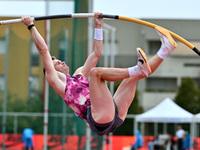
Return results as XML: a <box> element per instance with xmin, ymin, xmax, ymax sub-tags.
<box><xmin>64</xmin><ymin>74</ymin><xmax>90</xmax><ymax>120</ymax></box>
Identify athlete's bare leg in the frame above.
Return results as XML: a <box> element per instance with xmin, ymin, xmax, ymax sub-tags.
<box><xmin>89</xmin><ymin>67</ymin><xmax>130</xmax><ymax>124</ymax></box>
<box><xmin>113</xmin><ymin>54</ymin><xmax>163</xmax><ymax>120</ymax></box>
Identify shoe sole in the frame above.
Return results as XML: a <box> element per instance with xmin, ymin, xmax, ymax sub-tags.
<box><xmin>155</xmin><ymin>26</ymin><xmax>177</xmax><ymax>48</ymax></box>
<box><xmin>137</xmin><ymin>48</ymin><xmax>152</xmax><ymax>73</ymax></box>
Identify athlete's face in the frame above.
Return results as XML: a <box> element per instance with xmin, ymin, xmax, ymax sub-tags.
<box><xmin>53</xmin><ymin>59</ymin><xmax>69</xmax><ymax>74</ymax></box>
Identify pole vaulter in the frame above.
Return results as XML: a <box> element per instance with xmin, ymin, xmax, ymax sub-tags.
<box><xmin>0</xmin><ymin>13</ymin><xmax>199</xmax><ymax>56</ymax></box>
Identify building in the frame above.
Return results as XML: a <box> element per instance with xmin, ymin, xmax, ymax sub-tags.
<box><xmin>0</xmin><ymin>0</ymin><xmax>88</xmax><ymax>101</ymax></box>
<box><xmin>101</xmin><ymin>18</ymin><xmax>200</xmax><ymax>111</ymax></box>
<box><xmin>0</xmin><ymin>19</ymin><xmax>46</xmax><ymax>100</ymax></box>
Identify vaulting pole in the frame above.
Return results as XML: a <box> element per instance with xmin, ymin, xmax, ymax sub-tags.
<box><xmin>0</xmin><ymin>13</ymin><xmax>199</xmax><ymax>56</ymax></box>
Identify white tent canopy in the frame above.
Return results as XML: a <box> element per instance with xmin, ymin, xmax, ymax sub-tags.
<box><xmin>136</xmin><ymin>97</ymin><xmax>194</xmax><ymax>123</ymax></box>
<box><xmin>134</xmin><ymin>97</ymin><xmax>195</xmax><ymax>149</ymax></box>
<box><xmin>194</xmin><ymin>113</ymin><xmax>200</xmax><ymax>122</ymax></box>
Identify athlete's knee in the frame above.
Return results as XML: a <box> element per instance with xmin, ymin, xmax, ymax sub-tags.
<box><xmin>92</xmin><ymin>111</ymin><xmax>115</xmax><ymax>123</ymax></box>
<box><xmin>90</xmin><ymin>67</ymin><xmax>103</xmax><ymax>78</ymax></box>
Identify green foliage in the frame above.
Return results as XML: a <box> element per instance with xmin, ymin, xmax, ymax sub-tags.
<box><xmin>8</xmin><ymin>91</ymin><xmax>43</xmax><ymax>112</ymax></box>
<box><xmin>0</xmin><ymin>90</ymin><xmax>44</xmax><ymax>134</ymax></box>
<box><xmin>128</xmin><ymin>90</ymin><xmax>144</xmax><ymax>114</ymax></box>
<box><xmin>174</xmin><ymin>77</ymin><xmax>200</xmax><ymax>114</ymax></box>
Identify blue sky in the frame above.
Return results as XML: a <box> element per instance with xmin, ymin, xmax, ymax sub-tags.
<box><xmin>0</xmin><ymin>0</ymin><xmax>199</xmax><ymax>19</ymax></box>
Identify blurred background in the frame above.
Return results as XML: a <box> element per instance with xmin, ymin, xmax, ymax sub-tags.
<box><xmin>0</xmin><ymin>0</ymin><xmax>200</xmax><ymax>149</ymax></box>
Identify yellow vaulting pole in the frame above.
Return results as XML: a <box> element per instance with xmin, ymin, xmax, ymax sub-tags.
<box><xmin>118</xmin><ymin>16</ymin><xmax>195</xmax><ymax>50</ymax></box>
<box><xmin>1</xmin><ymin>13</ymin><xmax>200</xmax><ymax>55</ymax></box>
<box><xmin>101</xmin><ymin>14</ymin><xmax>200</xmax><ymax>56</ymax></box>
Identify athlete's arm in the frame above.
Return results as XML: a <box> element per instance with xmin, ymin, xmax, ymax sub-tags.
<box><xmin>21</xmin><ymin>16</ymin><xmax>65</xmax><ymax>98</ymax></box>
<box><xmin>73</xmin><ymin>12</ymin><xmax>103</xmax><ymax>78</ymax></box>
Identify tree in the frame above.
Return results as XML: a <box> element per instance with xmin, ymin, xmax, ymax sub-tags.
<box><xmin>1</xmin><ymin>90</ymin><xmax>44</xmax><ymax>134</ymax></box>
<box><xmin>128</xmin><ymin>90</ymin><xmax>144</xmax><ymax>114</ymax></box>
<box><xmin>174</xmin><ymin>77</ymin><xmax>200</xmax><ymax>114</ymax></box>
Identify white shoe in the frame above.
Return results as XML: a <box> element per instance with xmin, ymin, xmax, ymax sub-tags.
<box><xmin>136</xmin><ymin>48</ymin><xmax>151</xmax><ymax>77</ymax></box>
<box><xmin>155</xmin><ymin>26</ymin><xmax>177</xmax><ymax>54</ymax></box>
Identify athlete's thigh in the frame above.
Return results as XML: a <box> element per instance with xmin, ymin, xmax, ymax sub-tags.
<box><xmin>89</xmin><ymin>76</ymin><xmax>115</xmax><ymax>123</ymax></box>
<box><xmin>113</xmin><ymin>78</ymin><xmax>137</xmax><ymax>120</ymax></box>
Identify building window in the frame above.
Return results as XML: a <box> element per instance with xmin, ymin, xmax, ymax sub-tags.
<box><xmin>30</xmin><ymin>40</ymin><xmax>40</xmax><ymax>66</ymax></box>
<box><xmin>0</xmin><ymin>76</ymin><xmax>5</xmax><ymax>91</ymax></box>
<box><xmin>0</xmin><ymin>38</ymin><xmax>6</xmax><ymax>55</ymax></box>
<box><xmin>148</xmin><ymin>41</ymin><xmax>161</xmax><ymax>55</ymax></box>
<box><xmin>29</xmin><ymin>76</ymin><xmax>40</xmax><ymax>97</ymax></box>
<box><xmin>146</xmin><ymin>77</ymin><xmax>177</xmax><ymax>92</ymax></box>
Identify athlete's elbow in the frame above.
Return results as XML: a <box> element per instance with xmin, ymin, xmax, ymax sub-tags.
<box><xmin>38</xmin><ymin>46</ymin><xmax>49</xmax><ymax>55</ymax></box>
<box><xmin>94</xmin><ymin>50</ymin><xmax>102</xmax><ymax>59</ymax></box>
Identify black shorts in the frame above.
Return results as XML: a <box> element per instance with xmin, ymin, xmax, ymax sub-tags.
<box><xmin>86</xmin><ymin>100</ymin><xmax>123</xmax><ymax>136</ymax></box>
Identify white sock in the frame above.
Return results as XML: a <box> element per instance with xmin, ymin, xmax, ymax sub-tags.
<box><xmin>157</xmin><ymin>46</ymin><xmax>169</xmax><ymax>59</ymax></box>
<box><xmin>128</xmin><ymin>66</ymin><xmax>142</xmax><ymax>77</ymax></box>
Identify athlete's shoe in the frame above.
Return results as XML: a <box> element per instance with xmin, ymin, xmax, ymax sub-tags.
<box><xmin>155</xmin><ymin>26</ymin><xmax>177</xmax><ymax>54</ymax></box>
<box><xmin>136</xmin><ymin>47</ymin><xmax>151</xmax><ymax>77</ymax></box>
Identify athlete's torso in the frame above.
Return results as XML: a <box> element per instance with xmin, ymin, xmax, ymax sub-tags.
<box><xmin>64</xmin><ymin>74</ymin><xmax>90</xmax><ymax>120</ymax></box>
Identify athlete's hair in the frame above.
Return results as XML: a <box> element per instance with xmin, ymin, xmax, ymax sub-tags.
<box><xmin>43</xmin><ymin>56</ymin><xmax>57</xmax><ymax>75</ymax></box>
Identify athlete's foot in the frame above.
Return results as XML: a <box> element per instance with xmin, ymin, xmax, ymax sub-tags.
<box><xmin>136</xmin><ymin>48</ymin><xmax>151</xmax><ymax>77</ymax></box>
<box><xmin>155</xmin><ymin>26</ymin><xmax>177</xmax><ymax>54</ymax></box>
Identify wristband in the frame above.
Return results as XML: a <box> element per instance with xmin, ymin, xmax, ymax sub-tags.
<box><xmin>94</xmin><ymin>28</ymin><xmax>103</xmax><ymax>40</ymax></box>
<box><xmin>28</xmin><ymin>24</ymin><xmax>35</xmax><ymax>30</ymax></box>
